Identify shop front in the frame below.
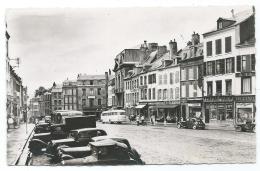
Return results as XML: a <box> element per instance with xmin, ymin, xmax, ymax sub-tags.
<box><xmin>181</xmin><ymin>99</ymin><xmax>203</xmax><ymax>120</ymax></box>
<box><xmin>204</xmin><ymin>96</ymin><xmax>234</xmax><ymax>127</ymax></box>
<box><xmin>234</xmin><ymin>95</ymin><xmax>255</xmax><ymax>125</ymax></box>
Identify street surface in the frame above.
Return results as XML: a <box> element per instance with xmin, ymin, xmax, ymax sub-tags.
<box><xmin>30</xmin><ymin>122</ymin><xmax>255</xmax><ymax>165</ymax></box>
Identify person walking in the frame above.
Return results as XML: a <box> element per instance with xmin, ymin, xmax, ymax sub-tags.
<box><xmin>141</xmin><ymin>115</ymin><xmax>145</xmax><ymax>125</ymax></box>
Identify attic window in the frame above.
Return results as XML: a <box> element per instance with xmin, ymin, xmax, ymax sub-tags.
<box><xmin>218</xmin><ymin>22</ymin><xmax>223</xmax><ymax>29</ymax></box>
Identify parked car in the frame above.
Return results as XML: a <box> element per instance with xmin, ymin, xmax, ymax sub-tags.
<box><xmin>29</xmin><ymin>114</ymin><xmax>96</xmax><ymax>154</ymax></box>
<box><xmin>45</xmin><ymin>128</ymin><xmax>107</xmax><ymax>159</ymax></box>
<box><xmin>61</xmin><ymin>139</ymin><xmax>145</xmax><ymax>165</ymax></box>
<box><xmin>235</xmin><ymin>121</ymin><xmax>255</xmax><ymax>132</ymax></box>
<box><xmin>177</xmin><ymin>117</ymin><xmax>205</xmax><ymax>130</ymax></box>
<box><xmin>58</xmin><ymin>136</ymin><xmax>142</xmax><ymax>163</ymax></box>
<box><xmin>34</xmin><ymin>122</ymin><xmax>51</xmax><ymax>134</ymax></box>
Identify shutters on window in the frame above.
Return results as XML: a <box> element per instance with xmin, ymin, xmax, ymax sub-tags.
<box><xmin>212</xmin><ymin>61</ymin><xmax>215</xmax><ymax>75</ymax></box>
<box><xmin>251</xmin><ymin>54</ymin><xmax>255</xmax><ymax>71</ymax></box>
<box><xmin>237</xmin><ymin>56</ymin><xmax>241</xmax><ymax>72</ymax></box>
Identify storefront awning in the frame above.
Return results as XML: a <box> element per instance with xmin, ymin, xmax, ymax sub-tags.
<box><xmin>135</xmin><ymin>104</ymin><xmax>146</xmax><ymax>109</ymax></box>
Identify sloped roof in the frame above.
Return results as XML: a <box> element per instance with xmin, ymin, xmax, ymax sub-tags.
<box><xmin>203</xmin><ymin>9</ymin><xmax>254</xmax><ymax>36</ymax></box>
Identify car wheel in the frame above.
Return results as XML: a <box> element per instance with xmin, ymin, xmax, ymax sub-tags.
<box><xmin>192</xmin><ymin>125</ymin><xmax>197</xmax><ymax>130</ymax></box>
<box><xmin>177</xmin><ymin>124</ymin><xmax>181</xmax><ymax>129</ymax></box>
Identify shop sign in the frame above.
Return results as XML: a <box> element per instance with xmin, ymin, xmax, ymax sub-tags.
<box><xmin>187</xmin><ymin>103</ymin><xmax>201</xmax><ymax>107</ymax></box>
<box><xmin>234</xmin><ymin>96</ymin><xmax>255</xmax><ymax>103</ymax></box>
<box><xmin>88</xmin><ymin>96</ymin><xmax>95</xmax><ymax>99</ymax></box>
<box><xmin>204</xmin><ymin>96</ymin><xmax>233</xmax><ymax>102</ymax></box>
<box><xmin>236</xmin><ymin>103</ymin><xmax>253</xmax><ymax>108</ymax></box>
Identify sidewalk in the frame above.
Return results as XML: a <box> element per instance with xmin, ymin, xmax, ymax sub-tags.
<box><xmin>7</xmin><ymin>123</ymin><xmax>35</xmax><ymax>165</ymax></box>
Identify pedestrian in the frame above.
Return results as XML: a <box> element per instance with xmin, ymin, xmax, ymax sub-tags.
<box><xmin>8</xmin><ymin>117</ymin><xmax>14</xmax><ymax>129</ymax></box>
<box><xmin>136</xmin><ymin>115</ymin><xmax>140</xmax><ymax>126</ymax></box>
<box><xmin>141</xmin><ymin>115</ymin><xmax>145</xmax><ymax>125</ymax></box>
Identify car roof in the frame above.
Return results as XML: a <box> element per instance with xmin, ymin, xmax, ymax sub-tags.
<box><xmin>71</xmin><ymin>128</ymin><xmax>105</xmax><ymax>133</ymax></box>
<box><xmin>89</xmin><ymin>139</ymin><xmax>128</xmax><ymax>148</ymax></box>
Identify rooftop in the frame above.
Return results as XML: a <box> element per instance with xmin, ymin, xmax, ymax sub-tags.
<box><xmin>77</xmin><ymin>74</ymin><xmax>105</xmax><ymax>80</ymax></box>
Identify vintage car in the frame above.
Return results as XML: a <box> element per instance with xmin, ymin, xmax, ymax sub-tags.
<box><xmin>45</xmin><ymin>128</ymin><xmax>107</xmax><ymax>159</ymax></box>
<box><xmin>61</xmin><ymin>139</ymin><xmax>145</xmax><ymax>165</ymax></box>
<box><xmin>235</xmin><ymin>120</ymin><xmax>255</xmax><ymax>132</ymax></box>
<box><xmin>29</xmin><ymin>112</ymin><xmax>96</xmax><ymax>154</ymax></box>
<box><xmin>34</xmin><ymin>122</ymin><xmax>51</xmax><ymax>134</ymax></box>
<box><xmin>177</xmin><ymin>117</ymin><xmax>205</xmax><ymax>130</ymax></box>
<box><xmin>58</xmin><ymin>136</ymin><xmax>142</xmax><ymax>162</ymax></box>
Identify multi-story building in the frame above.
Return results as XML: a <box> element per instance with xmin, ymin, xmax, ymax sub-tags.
<box><xmin>62</xmin><ymin>79</ymin><xmax>78</xmax><ymax>111</ymax></box>
<box><xmin>113</xmin><ymin>44</ymin><xmax>148</xmax><ymax>108</ymax></box>
<box><xmin>51</xmin><ymin>83</ymin><xmax>63</xmax><ymax>111</ymax></box>
<box><xmin>77</xmin><ymin>73</ymin><xmax>108</xmax><ymax>117</ymax></box>
<box><xmin>136</xmin><ymin>40</ymin><xmax>181</xmax><ymax>121</ymax></box>
<box><xmin>203</xmin><ymin>8</ymin><xmax>255</xmax><ymax>127</ymax></box>
<box><xmin>180</xmin><ymin>32</ymin><xmax>204</xmax><ymax>120</ymax></box>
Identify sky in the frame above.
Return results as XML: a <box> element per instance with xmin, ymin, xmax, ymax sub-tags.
<box><xmin>6</xmin><ymin>6</ymin><xmax>251</xmax><ymax>97</ymax></box>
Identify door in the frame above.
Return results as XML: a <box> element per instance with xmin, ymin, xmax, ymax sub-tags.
<box><xmin>205</xmin><ymin>109</ymin><xmax>210</xmax><ymax>123</ymax></box>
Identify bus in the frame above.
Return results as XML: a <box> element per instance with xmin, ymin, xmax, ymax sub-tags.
<box><xmin>100</xmin><ymin>110</ymin><xmax>128</xmax><ymax>124</ymax></box>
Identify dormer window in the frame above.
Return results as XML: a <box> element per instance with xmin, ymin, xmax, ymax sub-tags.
<box><xmin>218</xmin><ymin>22</ymin><xmax>223</xmax><ymax>29</ymax></box>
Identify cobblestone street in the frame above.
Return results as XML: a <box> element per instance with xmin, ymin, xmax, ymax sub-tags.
<box><xmin>30</xmin><ymin>122</ymin><xmax>255</xmax><ymax>165</ymax></box>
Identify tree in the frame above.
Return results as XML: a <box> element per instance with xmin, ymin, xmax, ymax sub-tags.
<box><xmin>34</xmin><ymin>86</ymin><xmax>47</xmax><ymax>97</ymax></box>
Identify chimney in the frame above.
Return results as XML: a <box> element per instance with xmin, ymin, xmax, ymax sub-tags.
<box><xmin>231</xmin><ymin>9</ymin><xmax>235</xmax><ymax>18</ymax></box>
<box><xmin>191</xmin><ymin>32</ymin><xmax>200</xmax><ymax>45</ymax></box>
<box><xmin>148</xmin><ymin>43</ymin><xmax>158</xmax><ymax>51</ymax></box>
<box><xmin>144</xmin><ymin>40</ymin><xmax>148</xmax><ymax>48</ymax></box>
<box><xmin>169</xmin><ymin>39</ymin><xmax>177</xmax><ymax>58</ymax></box>
<box><xmin>252</xmin><ymin>6</ymin><xmax>255</xmax><ymax>14</ymax></box>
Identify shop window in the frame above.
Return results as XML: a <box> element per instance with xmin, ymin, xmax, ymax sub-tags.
<box><xmin>226</xmin><ymin>105</ymin><xmax>233</xmax><ymax>120</ymax></box>
<box><xmin>225</xmin><ymin>80</ymin><xmax>232</xmax><ymax>95</ymax></box>
<box><xmin>237</xmin><ymin>108</ymin><xmax>253</xmax><ymax>123</ymax></box>
<box><xmin>215</xmin><ymin>39</ymin><xmax>222</xmax><ymax>55</ymax></box>
<box><xmin>241</xmin><ymin>77</ymin><xmax>251</xmax><ymax>94</ymax></box>
<box><xmin>216</xmin><ymin>80</ymin><xmax>222</xmax><ymax>96</ymax></box>
<box><xmin>207</xmin><ymin>81</ymin><xmax>213</xmax><ymax>96</ymax></box>
<box><xmin>206</xmin><ymin>41</ymin><xmax>212</xmax><ymax>56</ymax></box>
<box><xmin>225</xmin><ymin>36</ymin><xmax>232</xmax><ymax>53</ymax></box>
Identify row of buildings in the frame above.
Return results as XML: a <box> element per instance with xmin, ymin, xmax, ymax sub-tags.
<box><xmin>6</xmin><ymin>24</ymin><xmax>29</xmax><ymax>126</ymax></box>
<box><xmin>29</xmin><ymin>72</ymin><xmax>111</xmax><ymax>120</ymax></box>
<box><xmin>108</xmin><ymin>8</ymin><xmax>256</xmax><ymax>128</ymax></box>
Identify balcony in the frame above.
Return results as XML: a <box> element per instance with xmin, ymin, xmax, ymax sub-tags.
<box><xmin>114</xmin><ymin>88</ymin><xmax>124</xmax><ymax>94</ymax></box>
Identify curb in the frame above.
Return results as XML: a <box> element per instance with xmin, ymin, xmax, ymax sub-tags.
<box><xmin>12</xmin><ymin>125</ymin><xmax>35</xmax><ymax>166</ymax></box>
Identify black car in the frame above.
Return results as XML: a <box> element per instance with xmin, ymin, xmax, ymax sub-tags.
<box><xmin>34</xmin><ymin>122</ymin><xmax>51</xmax><ymax>134</ymax></box>
<box><xmin>61</xmin><ymin>139</ymin><xmax>145</xmax><ymax>165</ymax></box>
<box><xmin>58</xmin><ymin>136</ymin><xmax>142</xmax><ymax>163</ymax></box>
<box><xmin>46</xmin><ymin>128</ymin><xmax>107</xmax><ymax>159</ymax></box>
<box><xmin>235</xmin><ymin>121</ymin><xmax>255</xmax><ymax>132</ymax></box>
<box><xmin>177</xmin><ymin>117</ymin><xmax>205</xmax><ymax>130</ymax></box>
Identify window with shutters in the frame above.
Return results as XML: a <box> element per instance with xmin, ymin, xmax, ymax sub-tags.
<box><xmin>188</xmin><ymin>67</ymin><xmax>193</xmax><ymax>80</ymax></box>
<box><xmin>206</xmin><ymin>62</ymin><xmax>213</xmax><ymax>75</ymax></box>
<box><xmin>170</xmin><ymin>73</ymin><xmax>174</xmax><ymax>84</ymax></box>
<box><xmin>225</xmin><ymin>79</ymin><xmax>232</xmax><ymax>95</ymax></box>
<box><xmin>242</xmin><ymin>55</ymin><xmax>251</xmax><ymax>72</ymax></box>
<box><xmin>181</xmin><ymin>69</ymin><xmax>186</xmax><ymax>81</ymax></box>
<box><xmin>206</xmin><ymin>41</ymin><xmax>212</xmax><ymax>56</ymax></box>
<box><xmin>193</xmin><ymin>83</ymin><xmax>197</xmax><ymax>97</ymax></box>
<box><xmin>159</xmin><ymin>75</ymin><xmax>163</xmax><ymax>85</ymax></box>
<box><xmin>225</xmin><ymin>36</ymin><xmax>232</xmax><ymax>53</ymax></box>
<box><xmin>175</xmin><ymin>87</ymin><xmax>180</xmax><ymax>99</ymax></box>
<box><xmin>181</xmin><ymin>85</ymin><xmax>186</xmax><ymax>98</ymax></box>
<box><xmin>189</xmin><ymin>83</ymin><xmax>193</xmax><ymax>97</ymax></box>
<box><xmin>241</xmin><ymin>77</ymin><xmax>251</xmax><ymax>94</ymax></box>
<box><xmin>251</xmin><ymin>54</ymin><xmax>255</xmax><ymax>71</ymax></box>
<box><xmin>237</xmin><ymin>56</ymin><xmax>241</xmax><ymax>72</ymax></box>
<box><xmin>207</xmin><ymin>81</ymin><xmax>213</xmax><ymax>96</ymax></box>
<box><xmin>148</xmin><ymin>89</ymin><xmax>151</xmax><ymax>100</ymax></box>
<box><xmin>175</xmin><ymin>71</ymin><xmax>180</xmax><ymax>83</ymax></box>
<box><xmin>152</xmin><ymin>88</ymin><xmax>155</xmax><ymax>99</ymax></box>
<box><xmin>215</xmin><ymin>39</ymin><xmax>222</xmax><ymax>55</ymax></box>
<box><xmin>140</xmin><ymin>76</ymin><xmax>143</xmax><ymax>85</ymax></box>
<box><xmin>226</xmin><ymin>58</ymin><xmax>234</xmax><ymax>73</ymax></box>
<box><xmin>163</xmin><ymin>74</ymin><xmax>167</xmax><ymax>84</ymax></box>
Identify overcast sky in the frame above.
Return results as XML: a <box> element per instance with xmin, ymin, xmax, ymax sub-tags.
<box><xmin>6</xmin><ymin>6</ymin><xmax>250</xmax><ymax>97</ymax></box>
